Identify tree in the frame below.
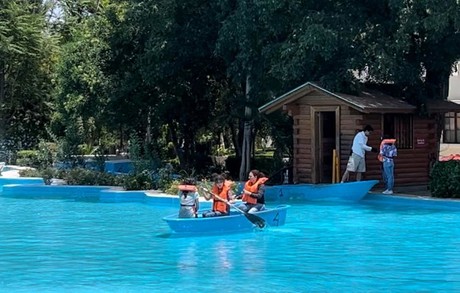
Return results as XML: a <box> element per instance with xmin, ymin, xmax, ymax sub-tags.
<box><xmin>51</xmin><ymin>0</ymin><xmax>115</xmax><ymax>158</ymax></box>
<box><xmin>216</xmin><ymin>0</ymin><xmax>290</xmax><ymax>179</ymax></box>
<box><xmin>0</xmin><ymin>0</ymin><xmax>56</xmax><ymax>156</ymax></box>
<box><xmin>112</xmin><ymin>0</ymin><xmax>227</xmax><ymax>171</ymax></box>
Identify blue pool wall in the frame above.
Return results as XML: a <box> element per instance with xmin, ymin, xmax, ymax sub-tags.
<box><xmin>0</xmin><ymin>179</ymin><xmax>213</xmax><ymax>209</ymax></box>
<box><xmin>0</xmin><ymin>177</ymin><xmax>45</xmax><ymax>192</ymax></box>
<box><xmin>1</xmin><ymin>177</ymin><xmax>459</xmax><ymax>210</ymax></box>
<box><xmin>362</xmin><ymin>193</ymin><xmax>460</xmax><ymax>210</ymax></box>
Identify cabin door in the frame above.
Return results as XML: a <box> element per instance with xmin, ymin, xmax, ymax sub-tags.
<box><xmin>312</xmin><ymin>107</ymin><xmax>339</xmax><ymax>183</ymax></box>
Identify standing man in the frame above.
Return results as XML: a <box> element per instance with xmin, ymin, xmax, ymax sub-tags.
<box><xmin>341</xmin><ymin>125</ymin><xmax>378</xmax><ymax>183</ymax></box>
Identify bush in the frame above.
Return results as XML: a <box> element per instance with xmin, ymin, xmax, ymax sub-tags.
<box><xmin>62</xmin><ymin>168</ymin><xmax>119</xmax><ymax>186</ymax></box>
<box><xmin>163</xmin><ymin>179</ymin><xmax>181</xmax><ymax>195</ymax></box>
<box><xmin>19</xmin><ymin>167</ymin><xmax>120</xmax><ymax>186</ymax></box>
<box><xmin>18</xmin><ymin>168</ymin><xmax>43</xmax><ymax>178</ymax></box>
<box><xmin>16</xmin><ymin>150</ymin><xmax>40</xmax><ymax>167</ymax></box>
<box><xmin>121</xmin><ymin>170</ymin><xmax>154</xmax><ymax>190</ymax></box>
<box><xmin>429</xmin><ymin>160</ymin><xmax>460</xmax><ymax>198</ymax></box>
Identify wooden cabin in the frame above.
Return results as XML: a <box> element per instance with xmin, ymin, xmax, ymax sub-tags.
<box><xmin>259</xmin><ymin>82</ymin><xmax>460</xmax><ymax>188</ymax></box>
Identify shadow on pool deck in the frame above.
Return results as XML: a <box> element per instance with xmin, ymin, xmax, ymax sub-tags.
<box><xmin>371</xmin><ymin>184</ymin><xmax>433</xmax><ymax>198</ymax></box>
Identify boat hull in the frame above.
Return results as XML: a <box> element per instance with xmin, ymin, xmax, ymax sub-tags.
<box><xmin>163</xmin><ymin>205</ymin><xmax>290</xmax><ymax>235</ymax></box>
<box><xmin>264</xmin><ymin>180</ymin><xmax>378</xmax><ymax>202</ymax></box>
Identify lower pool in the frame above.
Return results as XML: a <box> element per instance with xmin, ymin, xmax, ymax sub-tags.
<box><xmin>1</xmin><ymin>196</ymin><xmax>459</xmax><ymax>292</ymax></box>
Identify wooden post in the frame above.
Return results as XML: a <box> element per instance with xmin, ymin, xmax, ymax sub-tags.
<box><xmin>332</xmin><ymin>149</ymin><xmax>340</xmax><ymax>183</ymax></box>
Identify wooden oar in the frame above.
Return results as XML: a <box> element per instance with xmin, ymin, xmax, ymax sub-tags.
<box><xmin>199</xmin><ymin>186</ymin><xmax>266</xmax><ymax>228</ymax></box>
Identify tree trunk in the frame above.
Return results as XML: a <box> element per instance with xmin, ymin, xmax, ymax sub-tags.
<box><xmin>239</xmin><ymin>74</ymin><xmax>253</xmax><ymax>180</ymax></box>
<box><xmin>229</xmin><ymin>120</ymin><xmax>241</xmax><ymax>157</ymax></box>
<box><xmin>168</xmin><ymin>120</ymin><xmax>184</xmax><ymax>168</ymax></box>
<box><xmin>146</xmin><ymin>107</ymin><xmax>152</xmax><ymax>144</ymax></box>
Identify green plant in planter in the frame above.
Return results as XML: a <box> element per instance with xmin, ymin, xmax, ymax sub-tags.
<box><xmin>429</xmin><ymin>160</ymin><xmax>460</xmax><ymax>198</ymax></box>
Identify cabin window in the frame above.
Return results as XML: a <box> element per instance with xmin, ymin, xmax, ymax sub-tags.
<box><xmin>383</xmin><ymin>114</ymin><xmax>413</xmax><ymax>149</ymax></box>
<box><xmin>443</xmin><ymin>112</ymin><xmax>460</xmax><ymax>143</ymax></box>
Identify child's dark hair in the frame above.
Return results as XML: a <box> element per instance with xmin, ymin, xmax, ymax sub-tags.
<box><xmin>363</xmin><ymin>125</ymin><xmax>374</xmax><ymax>132</ymax></box>
<box><xmin>250</xmin><ymin>169</ymin><xmax>265</xmax><ymax>178</ymax></box>
<box><xmin>182</xmin><ymin>177</ymin><xmax>196</xmax><ymax>186</ymax></box>
<box><xmin>214</xmin><ymin>175</ymin><xmax>225</xmax><ymax>183</ymax></box>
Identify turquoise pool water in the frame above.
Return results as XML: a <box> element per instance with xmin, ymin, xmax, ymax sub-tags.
<box><xmin>1</xmin><ymin>196</ymin><xmax>460</xmax><ymax>292</ymax></box>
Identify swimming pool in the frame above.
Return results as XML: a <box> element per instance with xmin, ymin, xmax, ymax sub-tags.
<box><xmin>1</xmin><ymin>195</ymin><xmax>460</xmax><ymax>292</ymax></box>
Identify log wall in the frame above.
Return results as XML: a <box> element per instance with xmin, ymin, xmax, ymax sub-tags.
<box><xmin>285</xmin><ymin>92</ymin><xmax>437</xmax><ymax>187</ymax></box>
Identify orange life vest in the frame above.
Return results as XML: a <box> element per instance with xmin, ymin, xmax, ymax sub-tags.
<box><xmin>378</xmin><ymin>139</ymin><xmax>396</xmax><ymax>162</ymax></box>
<box><xmin>211</xmin><ymin>184</ymin><xmax>231</xmax><ymax>213</ymax></box>
<box><xmin>242</xmin><ymin>177</ymin><xmax>268</xmax><ymax>204</ymax></box>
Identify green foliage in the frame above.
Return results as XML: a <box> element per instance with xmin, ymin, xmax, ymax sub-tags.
<box><xmin>120</xmin><ymin>170</ymin><xmax>153</xmax><ymax>191</ymax></box>
<box><xmin>36</xmin><ymin>141</ymin><xmax>56</xmax><ymax>169</ymax></box>
<box><xmin>60</xmin><ymin>168</ymin><xmax>118</xmax><ymax>186</ymax></box>
<box><xmin>51</xmin><ymin>4</ymin><xmax>114</xmax><ymax>161</ymax></box>
<box><xmin>429</xmin><ymin>161</ymin><xmax>460</xmax><ymax>198</ymax></box>
<box><xmin>128</xmin><ymin>133</ymin><xmax>141</xmax><ymax>162</ymax></box>
<box><xmin>92</xmin><ymin>146</ymin><xmax>108</xmax><ymax>172</ymax></box>
<box><xmin>163</xmin><ymin>179</ymin><xmax>181</xmax><ymax>195</ymax></box>
<box><xmin>40</xmin><ymin>167</ymin><xmax>61</xmax><ymax>185</ymax></box>
<box><xmin>18</xmin><ymin>167</ymin><xmax>61</xmax><ymax>185</ymax></box>
<box><xmin>16</xmin><ymin>150</ymin><xmax>39</xmax><ymax>167</ymax></box>
<box><xmin>127</xmin><ymin>133</ymin><xmax>160</xmax><ymax>178</ymax></box>
<box><xmin>252</xmin><ymin>156</ymin><xmax>277</xmax><ymax>178</ymax></box>
<box><xmin>21</xmin><ymin>167</ymin><xmax>119</xmax><ymax>186</ymax></box>
<box><xmin>151</xmin><ymin>165</ymin><xmax>175</xmax><ymax>191</ymax></box>
<box><xmin>2</xmin><ymin>0</ymin><xmax>460</xmax><ymax>188</ymax></box>
<box><xmin>18</xmin><ymin>168</ymin><xmax>43</xmax><ymax>178</ymax></box>
<box><xmin>16</xmin><ymin>141</ymin><xmax>58</xmax><ymax>169</ymax></box>
<box><xmin>0</xmin><ymin>0</ymin><xmax>57</xmax><ymax>149</ymax></box>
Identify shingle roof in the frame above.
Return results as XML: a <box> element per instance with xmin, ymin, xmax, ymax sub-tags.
<box><xmin>259</xmin><ymin>82</ymin><xmax>416</xmax><ymax>114</ymax></box>
<box><xmin>337</xmin><ymin>90</ymin><xmax>416</xmax><ymax>114</ymax></box>
<box><xmin>425</xmin><ymin>99</ymin><xmax>460</xmax><ymax>113</ymax></box>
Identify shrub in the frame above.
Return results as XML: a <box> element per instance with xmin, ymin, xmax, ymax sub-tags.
<box><xmin>62</xmin><ymin>168</ymin><xmax>119</xmax><ymax>186</ymax></box>
<box><xmin>18</xmin><ymin>168</ymin><xmax>43</xmax><ymax>178</ymax></box>
<box><xmin>429</xmin><ymin>160</ymin><xmax>460</xmax><ymax>198</ymax></box>
<box><xmin>16</xmin><ymin>150</ymin><xmax>40</xmax><ymax>167</ymax></box>
<box><xmin>121</xmin><ymin>170</ymin><xmax>154</xmax><ymax>190</ymax></box>
<box><xmin>164</xmin><ymin>179</ymin><xmax>181</xmax><ymax>195</ymax></box>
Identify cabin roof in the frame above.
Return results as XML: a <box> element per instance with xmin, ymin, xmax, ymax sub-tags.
<box><xmin>259</xmin><ymin>82</ymin><xmax>417</xmax><ymax>114</ymax></box>
<box><xmin>425</xmin><ymin>99</ymin><xmax>460</xmax><ymax>113</ymax></box>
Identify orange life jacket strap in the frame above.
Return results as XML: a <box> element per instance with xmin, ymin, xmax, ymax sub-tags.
<box><xmin>378</xmin><ymin>139</ymin><xmax>397</xmax><ymax>162</ymax></box>
<box><xmin>178</xmin><ymin>185</ymin><xmax>197</xmax><ymax>192</ymax></box>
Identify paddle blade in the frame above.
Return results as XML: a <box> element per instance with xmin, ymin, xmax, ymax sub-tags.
<box><xmin>245</xmin><ymin>212</ymin><xmax>266</xmax><ymax>228</ymax></box>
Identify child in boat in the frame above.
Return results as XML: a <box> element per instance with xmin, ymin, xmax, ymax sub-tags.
<box><xmin>178</xmin><ymin>178</ymin><xmax>200</xmax><ymax>218</ymax></box>
<box><xmin>202</xmin><ymin>174</ymin><xmax>234</xmax><ymax>217</ymax></box>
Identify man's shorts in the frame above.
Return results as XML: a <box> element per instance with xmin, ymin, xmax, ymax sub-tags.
<box><xmin>346</xmin><ymin>153</ymin><xmax>366</xmax><ymax>172</ymax></box>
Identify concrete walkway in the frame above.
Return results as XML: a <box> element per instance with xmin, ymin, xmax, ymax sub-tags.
<box><xmin>1</xmin><ymin>165</ymin><xmax>26</xmax><ymax>178</ymax></box>
<box><xmin>371</xmin><ymin>185</ymin><xmax>432</xmax><ymax>197</ymax></box>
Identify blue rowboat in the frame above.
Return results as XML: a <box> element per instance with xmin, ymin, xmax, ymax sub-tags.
<box><xmin>162</xmin><ymin>205</ymin><xmax>290</xmax><ymax>235</ymax></box>
<box><xmin>264</xmin><ymin>180</ymin><xmax>378</xmax><ymax>202</ymax></box>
